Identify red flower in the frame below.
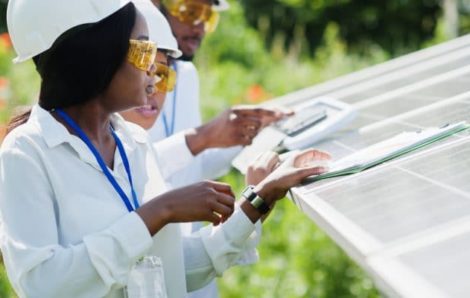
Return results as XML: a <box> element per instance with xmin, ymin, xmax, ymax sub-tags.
<box><xmin>0</xmin><ymin>125</ymin><xmax>6</xmax><ymax>144</ymax></box>
<box><xmin>246</xmin><ymin>84</ymin><xmax>271</xmax><ymax>103</ymax></box>
<box><xmin>0</xmin><ymin>33</ymin><xmax>12</xmax><ymax>49</ymax></box>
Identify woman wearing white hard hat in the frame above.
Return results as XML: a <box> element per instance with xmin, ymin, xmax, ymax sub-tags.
<box><xmin>121</xmin><ymin>0</ymin><xmax>181</xmax><ymax>129</ymax></box>
<box><xmin>1</xmin><ymin>1</ymin><xmax>330</xmax><ymax>298</ymax></box>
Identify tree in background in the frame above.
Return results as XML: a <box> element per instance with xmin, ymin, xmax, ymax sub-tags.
<box><xmin>240</xmin><ymin>0</ymin><xmax>444</xmax><ymax>56</ymax></box>
<box><xmin>0</xmin><ymin>0</ymin><xmax>5</xmax><ymax>33</ymax></box>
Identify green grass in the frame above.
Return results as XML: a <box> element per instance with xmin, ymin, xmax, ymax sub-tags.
<box><xmin>0</xmin><ymin>260</ymin><xmax>15</xmax><ymax>298</ymax></box>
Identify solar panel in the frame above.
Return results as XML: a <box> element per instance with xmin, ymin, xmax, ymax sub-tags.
<box><xmin>267</xmin><ymin>34</ymin><xmax>470</xmax><ymax>108</ymax></box>
<box><xmin>279</xmin><ymin>34</ymin><xmax>470</xmax><ymax>297</ymax></box>
<box><xmin>369</xmin><ymin>222</ymin><xmax>470</xmax><ymax>297</ymax></box>
<box><xmin>309</xmin><ymin>139</ymin><xmax>470</xmax><ymax>243</ymax></box>
<box><xmin>331</xmin><ymin>50</ymin><xmax>470</xmax><ymax>104</ymax></box>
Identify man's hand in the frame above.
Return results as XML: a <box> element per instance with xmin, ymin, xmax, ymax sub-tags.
<box><xmin>186</xmin><ymin>105</ymin><xmax>292</xmax><ymax>155</ymax></box>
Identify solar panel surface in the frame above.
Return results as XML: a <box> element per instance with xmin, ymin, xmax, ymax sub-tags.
<box><xmin>281</xmin><ymin>34</ymin><xmax>470</xmax><ymax>297</ymax></box>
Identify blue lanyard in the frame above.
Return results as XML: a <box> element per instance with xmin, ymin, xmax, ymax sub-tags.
<box><xmin>55</xmin><ymin>109</ymin><xmax>139</xmax><ymax>212</ymax></box>
<box><xmin>162</xmin><ymin>62</ymin><xmax>177</xmax><ymax>137</ymax></box>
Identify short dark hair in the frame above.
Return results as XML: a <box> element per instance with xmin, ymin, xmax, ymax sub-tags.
<box><xmin>35</xmin><ymin>3</ymin><xmax>137</xmax><ymax>110</ymax></box>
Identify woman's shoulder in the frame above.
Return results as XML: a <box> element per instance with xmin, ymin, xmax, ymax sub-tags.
<box><xmin>0</xmin><ymin>106</ymin><xmax>52</xmax><ymax>156</ymax></box>
<box><xmin>1</xmin><ymin>120</ymin><xmax>44</xmax><ymax>153</ymax></box>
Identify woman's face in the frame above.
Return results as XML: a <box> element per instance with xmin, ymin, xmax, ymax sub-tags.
<box><xmin>102</xmin><ymin>10</ymin><xmax>157</xmax><ymax>113</ymax></box>
<box><xmin>120</xmin><ymin>51</ymin><xmax>169</xmax><ymax>130</ymax></box>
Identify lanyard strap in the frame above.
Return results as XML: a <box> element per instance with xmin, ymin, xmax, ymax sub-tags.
<box><xmin>162</xmin><ymin>61</ymin><xmax>178</xmax><ymax>137</ymax></box>
<box><xmin>111</xmin><ymin>128</ymin><xmax>139</xmax><ymax>210</ymax></box>
<box><xmin>55</xmin><ymin>109</ymin><xmax>139</xmax><ymax>212</ymax></box>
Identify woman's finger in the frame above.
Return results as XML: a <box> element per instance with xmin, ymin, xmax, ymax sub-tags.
<box><xmin>243</xmin><ymin>126</ymin><xmax>259</xmax><ymax>139</ymax></box>
<box><xmin>209</xmin><ymin>212</ymin><xmax>222</xmax><ymax>226</ymax></box>
<box><xmin>214</xmin><ymin>192</ymin><xmax>236</xmax><ymax>209</ymax></box>
<box><xmin>238</xmin><ymin>118</ymin><xmax>262</xmax><ymax>132</ymax></box>
<box><xmin>232</xmin><ymin>106</ymin><xmax>278</xmax><ymax>118</ymax></box>
<box><xmin>290</xmin><ymin>166</ymin><xmax>329</xmax><ymax>185</ymax></box>
<box><xmin>264</xmin><ymin>151</ymin><xmax>280</xmax><ymax>172</ymax></box>
<box><xmin>210</xmin><ymin>200</ymin><xmax>234</xmax><ymax>219</ymax></box>
<box><xmin>207</xmin><ymin>181</ymin><xmax>235</xmax><ymax>198</ymax></box>
<box><xmin>238</xmin><ymin>132</ymin><xmax>254</xmax><ymax>145</ymax></box>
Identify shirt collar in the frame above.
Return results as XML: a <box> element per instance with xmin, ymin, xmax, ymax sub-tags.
<box><xmin>29</xmin><ymin>104</ymin><xmax>149</xmax><ymax>149</ymax></box>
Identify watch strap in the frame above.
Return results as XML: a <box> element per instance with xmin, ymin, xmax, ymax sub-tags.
<box><xmin>242</xmin><ymin>185</ymin><xmax>270</xmax><ymax>214</ymax></box>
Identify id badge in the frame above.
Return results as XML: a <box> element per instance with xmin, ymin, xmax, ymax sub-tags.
<box><xmin>125</xmin><ymin>256</ymin><xmax>168</xmax><ymax>298</ymax></box>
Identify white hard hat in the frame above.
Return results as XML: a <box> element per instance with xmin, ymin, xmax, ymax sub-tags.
<box><xmin>133</xmin><ymin>0</ymin><xmax>182</xmax><ymax>58</ymax></box>
<box><xmin>7</xmin><ymin>0</ymin><xmax>132</xmax><ymax>63</ymax></box>
<box><xmin>213</xmin><ymin>0</ymin><xmax>230</xmax><ymax>11</ymax></box>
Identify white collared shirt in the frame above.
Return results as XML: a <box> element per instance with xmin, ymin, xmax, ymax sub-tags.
<box><xmin>149</xmin><ymin>60</ymin><xmax>242</xmax><ymax>188</ymax></box>
<box><xmin>0</xmin><ymin>105</ymin><xmax>259</xmax><ymax>298</ymax></box>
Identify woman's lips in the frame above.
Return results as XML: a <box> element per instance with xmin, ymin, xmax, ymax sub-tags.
<box><xmin>135</xmin><ymin>104</ymin><xmax>158</xmax><ymax>117</ymax></box>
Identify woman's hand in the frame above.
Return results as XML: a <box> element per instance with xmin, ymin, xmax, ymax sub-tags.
<box><xmin>254</xmin><ymin>149</ymin><xmax>331</xmax><ymax>204</ymax></box>
<box><xmin>136</xmin><ymin>181</ymin><xmax>236</xmax><ymax>235</ymax></box>
<box><xmin>240</xmin><ymin>149</ymin><xmax>330</xmax><ymax>223</ymax></box>
<box><xmin>246</xmin><ymin>151</ymin><xmax>280</xmax><ymax>186</ymax></box>
<box><xmin>185</xmin><ymin>106</ymin><xmax>291</xmax><ymax>155</ymax></box>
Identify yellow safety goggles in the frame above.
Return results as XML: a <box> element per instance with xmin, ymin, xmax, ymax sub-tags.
<box><xmin>127</xmin><ymin>39</ymin><xmax>158</xmax><ymax>72</ymax></box>
<box><xmin>163</xmin><ymin>0</ymin><xmax>220</xmax><ymax>33</ymax></box>
<box><xmin>153</xmin><ymin>63</ymin><xmax>177</xmax><ymax>92</ymax></box>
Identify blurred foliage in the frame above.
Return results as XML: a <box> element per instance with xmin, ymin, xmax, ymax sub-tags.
<box><xmin>238</xmin><ymin>0</ymin><xmax>467</xmax><ymax>56</ymax></box>
<box><xmin>0</xmin><ymin>0</ymin><xmax>5</xmax><ymax>32</ymax></box>
<box><xmin>0</xmin><ymin>31</ymin><xmax>40</xmax><ymax>127</ymax></box>
<box><xmin>0</xmin><ymin>259</ymin><xmax>14</xmax><ymax>298</ymax></box>
<box><xmin>195</xmin><ymin>2</ymin><xmax>389</xmax><ymax>119</ymax></box>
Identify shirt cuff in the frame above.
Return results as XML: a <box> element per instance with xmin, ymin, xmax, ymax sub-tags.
<box><xmin>234</xmin><ymin>248</ymin><xmax>259</xmax><ymax>265</ymax></box>
<box><xmin>234</xmin><ymin>217</ymin><xmax>262</xmax><ymax>265</ymax></box>
<box><xmin>219</xmin><ymin>208</ymin><xmax>257</xmax><ymax>245</ymax></box>
<box><xmin>199</xmin><ymin>208</ymin><xmax>261</xmax><ymax>275</ymax></box>
<box><xmin>153</xmin><ymin>131</ymin><xmax>195</xmax><ymax>179</ymax></box>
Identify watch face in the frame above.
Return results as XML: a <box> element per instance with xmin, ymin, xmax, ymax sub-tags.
<box><xmin>251</xmin><ymin>196</ymin><xmax>264</xmax><ymax>209</ymax></box>
<box><xmin>242</xmin><ymin>186</ymin><xmax>256</xmax><ymax>201</ymax></box>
